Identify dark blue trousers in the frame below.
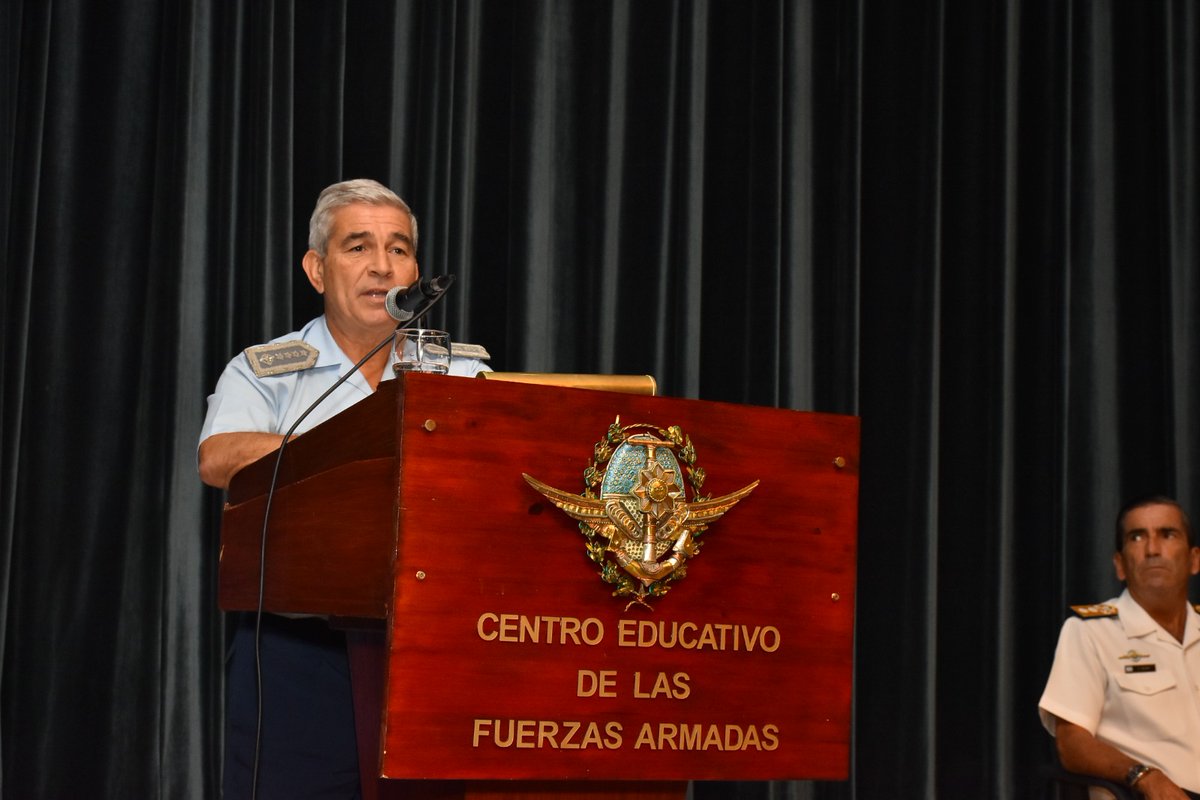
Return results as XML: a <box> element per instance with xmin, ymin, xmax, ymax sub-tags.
<box><xmin>223</xmin><ymin>613</ymin><xmax>361</xmax><ymax>799</ymax></box>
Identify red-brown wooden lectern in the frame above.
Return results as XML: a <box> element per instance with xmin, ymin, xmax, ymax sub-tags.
<box><xmin>219</xmin><ymin>374</ymin><xmax>859</xmax><ymax>799</ymax></box>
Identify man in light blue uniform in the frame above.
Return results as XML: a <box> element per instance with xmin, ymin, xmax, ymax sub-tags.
<box><xmin>200</xmin><ymin>313</ymin><xmax>488</xmax><ymax>445</ymax></box>
<box><xmin>199</xmin><ymin>179</ymin><xmax>489</xmax><ymax>799</ymax></box>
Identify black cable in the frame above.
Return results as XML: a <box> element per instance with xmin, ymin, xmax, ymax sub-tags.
<box><xmin>246</xmin><ymin>295</ymin><xmax>443</xmax><ymax>799</ymax></box>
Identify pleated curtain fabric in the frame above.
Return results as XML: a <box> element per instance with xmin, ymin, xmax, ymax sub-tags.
<box><xmin>2</xmin><ymin>1</ymin><xmax>1198</xmax><ymax>797</ymax></box>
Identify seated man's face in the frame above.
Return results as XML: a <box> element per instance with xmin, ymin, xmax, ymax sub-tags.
<box><xmin>1113</xmin><ymin>503</ymin><xmax>1200</xmax><ymax>596</ymax></box>
<box><xmin>303</xmin><ymin>201</ymin><xmax>419</xmax><ymax>340</ymax></box>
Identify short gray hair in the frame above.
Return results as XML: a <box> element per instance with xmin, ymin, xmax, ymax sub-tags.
<box><xmin>307</xmin><ymin>178</ymin><xmax>418</xmax><ymax>257</ymax></box>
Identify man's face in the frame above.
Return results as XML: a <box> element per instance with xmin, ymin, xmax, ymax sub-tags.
<box><xmin>302</xmin><ymin>202</ymin><xmax>419</xmax><ymax>342</ymax></box>
<box><xmin>1113</xmin><ymin>502</ymin><xmax>1200</xmax><ymax>597</ymax></box>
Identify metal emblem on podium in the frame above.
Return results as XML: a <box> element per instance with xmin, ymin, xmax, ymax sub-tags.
<box><xmin>524</xmin><ymin>417</ymin><xmax>758</xmax><ymax>608</ymax></box>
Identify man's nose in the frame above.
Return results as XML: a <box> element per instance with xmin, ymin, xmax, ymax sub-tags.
<box><xmin>1144</xmin><ymin>532</ymin><xmax>1163</xmax><ymax>555</ymax></box>
<box><xmin>370</xmin><ymin>256</ymin><xmax>394</xmax><ymax>276</ymax></box>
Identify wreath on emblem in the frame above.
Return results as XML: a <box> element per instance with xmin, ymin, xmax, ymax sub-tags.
<box><xmin>524</xmin><ymin>416</ymin><xmax>758</xmax><ymax>609</ymax></box>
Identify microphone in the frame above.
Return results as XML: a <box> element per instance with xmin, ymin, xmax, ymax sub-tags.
<box><xmin>385</xmin><ymin>275</ymin><xmax>455</xmax><ymax>323</ymax></box>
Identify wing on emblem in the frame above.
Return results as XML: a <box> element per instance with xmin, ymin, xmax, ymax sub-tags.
<box><xmin>522</xmin><ymin>473</ymin><xmax>608</xmax><ymax>522</ymax></box>
<box><xmin>685</xmin><ymin>480</ymin><xmax>760</xmax><ymax>524</ymax></box>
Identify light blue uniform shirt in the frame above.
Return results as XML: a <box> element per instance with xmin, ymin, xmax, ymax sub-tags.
<box><xmin>199</xmin><ymin>315</ymin><xmax>490</xmax><ymax>443</ymax></box>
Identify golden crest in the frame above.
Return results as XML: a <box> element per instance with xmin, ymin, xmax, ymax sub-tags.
<box><xmin>523</xmin><ymin>417</ymin><xmax>758</xmax><ymax>609</ymax></box>
<box><xmin>1070</xmin><ymin>603</ymin><xmax>1119</xmax><ymax>619</ymax></box>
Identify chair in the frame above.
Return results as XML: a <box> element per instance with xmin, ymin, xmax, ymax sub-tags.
<box><xmin>1043</xmin><ymin>765</ymin><xmax>1134</xmax><ymax>800</ymax></box>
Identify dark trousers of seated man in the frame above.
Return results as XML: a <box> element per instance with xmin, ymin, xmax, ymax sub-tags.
<box><xmin>224</xmin><ymin>613</ymin><xmax>361</xmax><ymax>800</ymax></box>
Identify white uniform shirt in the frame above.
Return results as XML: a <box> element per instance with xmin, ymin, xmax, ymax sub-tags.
<box><xmin>200</xmin><ymin>315</ymin><xmax>490</xmax><ymax>442</ymax></box>
<box><xmin>1038</xmin><ymin>588</ymin><xmax>1200</xmax><ymax>793</ymax></box>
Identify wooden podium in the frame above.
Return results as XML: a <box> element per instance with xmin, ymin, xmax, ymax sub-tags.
<box><xmin>219</xmin><ymin>373</ymin><xmax>859</xmax><ymax>798</ymax></box>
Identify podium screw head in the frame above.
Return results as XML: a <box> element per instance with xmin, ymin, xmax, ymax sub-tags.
<box><xmin>416</xmin><ymin>570</ymin><xmax>427</xmax><ymax>581</ymax></box>
<box><xmin>833</xmin><ymin>456</ymin><xmax>846</xmax><ymax>468</ymax></box>
<box><xmin>423</xmin><ymin>419</ymin><xmax>437</xmax><ymax>432</ymax></box>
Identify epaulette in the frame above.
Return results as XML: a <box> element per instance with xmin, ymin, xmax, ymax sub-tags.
<box><xmin>1070</xmin><ymin>603</ymin><xmax>1118</xmax><ymax>619</ymax></box>
<box><xmin>453</xmin><ymin>342</ymin><xmax>491</xmax><ymax>361</ymax></box>
<box><xmin>243</xmin><ymin>340</ymin><xmax>319</xmax><ymax>378</ymax></box>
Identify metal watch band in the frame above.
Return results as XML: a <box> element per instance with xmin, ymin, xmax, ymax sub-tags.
<box><xmin>1125</xmin><ymin>763</ymin><xmax>1153</xmax><ymax>787</ymax></box>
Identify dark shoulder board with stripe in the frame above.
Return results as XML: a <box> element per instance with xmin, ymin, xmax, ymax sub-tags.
<box><xmin>1070</xmin><ymin>603</ymin><xmax>1118</xmax><ymax>619</ymax></box>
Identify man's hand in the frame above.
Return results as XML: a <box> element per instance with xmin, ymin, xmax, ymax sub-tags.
<box><xmin>1055</xmin><ymin>719</ymin><xmax>1190</xmax><ymax>799</ymax></box>
<box><xmin>1132</xmin><ymin>768</ymin><xmax>1192</xmax><ymax>800</ymax></box>
<box><xmin>198</xmin><ymin>432</ymin><xmax>288</xmax><ymax>489</ymax></box>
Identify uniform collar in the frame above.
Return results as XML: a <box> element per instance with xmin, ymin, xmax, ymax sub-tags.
<box><xmin>306</xmin><ymin>316</ymin><xmax>398</xmax><ymax>391</ymax></box>
<box><xmin>306</xmin><ymin>316</ymin><xmax>349</xmax><ymax>370</ymax></box>
<box><xmin>1188</xmin><ymin>600</ymin><xmax>1200</xmax><ymax>647</ymax></box>
<box><xmin>1115</xmin><ymin>589</ymin><xmax>1159</xmax><ymax>638</ymax></box>
<box><xmin>1116</xmin><ymin>587</ymin><xmax>1200</xmax><ymax>645</ymax></box>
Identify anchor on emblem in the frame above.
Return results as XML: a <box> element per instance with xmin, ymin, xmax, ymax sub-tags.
<box><xmin>524</xmin><ymin>419</ymin><xmax>758</xmax><ymax>609</ymax></box>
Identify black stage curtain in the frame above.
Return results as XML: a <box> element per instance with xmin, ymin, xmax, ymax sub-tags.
<box><xmin>2</xmin><ymin>1</ymin><xmax>1198</xmax><ymax>797</ymax></box>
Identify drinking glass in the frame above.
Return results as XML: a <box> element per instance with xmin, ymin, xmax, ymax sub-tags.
<box><xmin>393</xmin><ymin>328</ymin><xmax>451</xmax><ymax>374</ymax></box>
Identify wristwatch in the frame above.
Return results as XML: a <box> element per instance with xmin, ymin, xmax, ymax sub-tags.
<box><xmin>1125</xmin><ymin>763</ymin><xmax>1153</xmax><ymax>787</ymax></box>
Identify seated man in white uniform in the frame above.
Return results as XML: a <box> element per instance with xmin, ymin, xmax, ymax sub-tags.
<box><xmin>199</xmin><ymin>178</ymin><xmax>489</xmax><ymax>799</ymax></box>
<box><xmin>1039</xmin><ymin>495</ymin><xmax>1200</xmax><ymax>800</ymax></box>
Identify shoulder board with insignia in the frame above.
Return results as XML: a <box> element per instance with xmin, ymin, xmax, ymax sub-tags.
<box><xmin>452</xmin><ymin>342</ymin><xmax>491</xmax><ymax>360</ymax></box>
<box><xmin>244</xmin><ymin>340</ymin><xmax>319</xmax><ymax>378</ymax></box>
<box><xmin>1070</xmin><ymin>603</ymin><xmax>1118</xmax><ymax>619</ymax></box>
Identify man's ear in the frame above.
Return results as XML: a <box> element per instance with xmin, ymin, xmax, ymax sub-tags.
<box><xmin>1190</xmin><ymin>546</ymin><xmax>1200</xmax><ymax>576</ymax></box>
<box><xmin>302</xmin><ymin>250</ymin><xmax>325</xmax><ymax>294</ymax></box>
<box><xmin>1113</xmin><ymin>551</ymin><xmax>1128</xmax><ymax>582</ymax></box>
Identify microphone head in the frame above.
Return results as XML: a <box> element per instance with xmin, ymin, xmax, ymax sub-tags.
<box><xmin>385</xmin><ymin>275</ymin><xmax>455</xmax><ymax>322</ymax></box>
<box><xmin>385</xmin><ymin>285</ymin><xmax>414</xmax><ymax>322</ymax></box>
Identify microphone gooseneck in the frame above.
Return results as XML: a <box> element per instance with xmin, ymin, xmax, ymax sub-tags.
<box><xmin>249</xmin><ymin>323</ymin><xmax>399</xmax><ymax>799</ymax></box>
<box><xmin>248</xmin><ymin>272</ymin><xmax>456</xmax><ymax>798</ymax></box>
